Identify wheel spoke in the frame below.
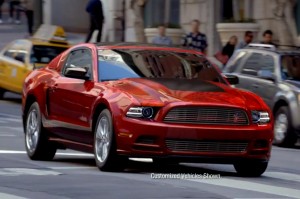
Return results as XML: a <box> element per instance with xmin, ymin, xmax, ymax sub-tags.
<box><xmin>95</xmin><ymin>115</ymin><xmax>111</xmax><ymax>163</ymax></box>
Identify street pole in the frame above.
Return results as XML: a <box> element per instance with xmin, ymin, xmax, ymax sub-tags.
<box><xmin>33</xmin><ymin>0</ymin><xmax>43</xmax><ymax>33</ymax></box>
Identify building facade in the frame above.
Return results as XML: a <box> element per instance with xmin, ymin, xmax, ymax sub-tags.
<box><xmin>42</xmin><ymin>0</ymin><xmax>300</xmax><ymax>56</ymax></box>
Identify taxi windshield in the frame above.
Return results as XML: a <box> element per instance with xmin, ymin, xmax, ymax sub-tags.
<box><xmin>31</xmin><ymin>45</ymin><xmax>67</xmax><ymax>64</ymax></box>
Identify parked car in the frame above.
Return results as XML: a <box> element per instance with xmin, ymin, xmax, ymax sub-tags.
<box><xmin>223</xmin><ymin>43</ymin><xmax>300</xmax><ymax>147</ymax></box>
<box><xmin>22</xmin><ymin>43</ymin><xmax>273</xmax><ymax>176</ymax></box>
<box><xmin>0</xmin><ymin>27</ymin><xmax>70</xmax><ymax>98</ymax></box>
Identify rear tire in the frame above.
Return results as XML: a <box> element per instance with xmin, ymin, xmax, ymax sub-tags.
<box><xmin>94</xmin><ymin>109</ymin><xmax>127</xmax><ymax>171</ymax></box>
<box><xmin>25</xmin><ymin>102</ymin><xmax>57</xmax><ymax>160</ymax></box>
<box><xmin>273</xmin><ymin>106</ymin><xmax>297</xmax><ymax>147</ymax></box>
<box><xmin>234</xmin><ymin>161</ymin><xmax>268</xmax><ymax>177</ymax></box>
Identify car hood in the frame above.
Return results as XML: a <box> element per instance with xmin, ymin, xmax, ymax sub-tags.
<box><xmin>109</xmin><ymin>78</ymin><xmax>263</xmax><ymax>109</ymax></box>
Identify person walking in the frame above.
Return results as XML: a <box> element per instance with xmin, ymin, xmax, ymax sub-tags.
<box><xmin>235</xmin><ymin>31</ymin><xmax>253</xmax><ymax>49</ymax></box>
<box><xmin>152</xmin><ymin>25</ymin><xmax>172</xmax><ymax>45</ymax></box>
<box><xmin>214</xmin><ymin>35</ymin><xmax>238</xmax><ymax>65</ymax></box>
<box><xmin>9</xmin><ymin>0</ymin><xmax>21</xmax><ymax>24</ymax></box>
<box><xmin>85</xmin><ymin>0</ymin><xmax>104</xmax><ymax>43</ymax></box>
<box><xmin>261</xmin><ymin>30</ymin><xmax>276</xmax><ymax>45</ymax></box>
<box><xmin>0</xmin><ymin>0</ymin><xmax>4</xmax><ymax>24</ymax></box>
<box><xmin>21</xmin><ymin>0</ymin><xmax>33</xmax><ymax>36</ymax></box>
<box><xmin>182</xmin><ymin>19</ymin><xmax>208</xmax><ymax>54</ymax></box>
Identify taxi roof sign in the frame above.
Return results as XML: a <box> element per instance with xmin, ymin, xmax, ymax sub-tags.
<box><xmin>32</xmin><ymin>24</ymin><xmax>69</xmax><ymax>45</ymax></box>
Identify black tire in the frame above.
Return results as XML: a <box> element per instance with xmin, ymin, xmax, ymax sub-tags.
<box><xmin>25</xmin><ymin>102</ymin><xmax>57</xmax><ymax>160</ymax></box>
<box><xmin>273</xmin><ymin>106</ymin><xmax>297</xmax><ymax>147</ymax></box>
<box><xmin>94</xmin><ymin>109</ymin><xmax>127</xmax><ymax>171</ymax></box>
<box><xmin>0</xmin><ymin>88</ymin><xmax>5</xmax><ymax>99</ymax></box>
<box><xmin>234</xmin><ymin>161</ymin><xmax>268</xmax><ymax>177</ymax></box>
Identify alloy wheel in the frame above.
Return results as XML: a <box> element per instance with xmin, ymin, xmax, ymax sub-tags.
<box><xmin>26</xmin><ymin>109</ymin><xmax>39</xmax><ymax>153</ymax></box>
<box><xmin>274</xmin><ymin>113</ymin><xmax>288</xmax><ymax>142</ymax></box>
<box><xmin>95</xmin><ymin>116</ymin><xmax>111</xmax><ymax>163</ymax></box>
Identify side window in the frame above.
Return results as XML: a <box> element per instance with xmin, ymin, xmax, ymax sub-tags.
<box><xmin>241</xmin><ymin>53</ymin><xmax>275</xmax><ymax>76</ymax></box>
<box><xmin>62</xmin><ymin>49</ymin><xmax>93</xmax><ymax>79</ymax></box>
<box><xmin>224</xmin><ymin>51</ymin><xmax>248</xmax><ymax>73</ymax></box>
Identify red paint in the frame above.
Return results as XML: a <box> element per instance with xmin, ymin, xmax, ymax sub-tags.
<box><xmin>22</xmin><ymin>44</ymin><xmax>273</xmax><ymax>162</ymax></box>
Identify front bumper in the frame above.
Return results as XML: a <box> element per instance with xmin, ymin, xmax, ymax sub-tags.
<box><xmin>115</xmin><ymin>117</ymin><xmax>273</xmax><ymax>163</ymax></box>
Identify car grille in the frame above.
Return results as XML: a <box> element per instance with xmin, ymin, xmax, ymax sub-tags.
<box><xmin>163</xmin><ymin>107</ymin><xmax>249</xmax><ymax>125</ymax></box>
<box><xmin>165</xmin><ymin>139</ymin><xmax>248</xmax><ymax>153</ymax></box>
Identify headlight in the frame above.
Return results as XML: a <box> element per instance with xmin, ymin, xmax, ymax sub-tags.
<box><xmin>126</xmin><ymin>107</ymin><xmax>154</xmax><ymax>118</ymax></box>
<box><xmin>251</xmin><ymin>111</ymin><xmax>270</xmax><ymax>124</ymax></box>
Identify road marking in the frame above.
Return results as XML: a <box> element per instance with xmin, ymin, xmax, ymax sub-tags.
<box><xmin>129</xmin><ymin>158</ymin><xmax>153</xmax><ymax>162</ymax></box>
<box><xmin>0</xmin><ymin>113</ymin><xmax>20</xmax><ymax>119</ymax></box>
<box><xmin>263</xmin><ymin>171</ymin><xmax>300</xmax><ymax>183</ymax></box>
<box><xmin>0</xmin><ymin>168</ymin><xmax>62</xmax><ymax>176</ymax></box>
<box><xmin>0</xmin><ymin>192</ymin><xmax>27</xmax><ymax>199</ymax></box>
<box><xmin>0</xmin><ymin>150</ymin><xmax>93</xmax><ymax>157</ymax></box>
<box><xmin>187</xmin><ymin>178</ymin><xmax>300</xmax><ymax>199</ymax></box>
<box><xmin>0</xmin><ymin>134</ymin><xmax>16</xmax><ymax>137</ymax></box>
<box><xmin>48</xmin><ymin>166</ymin><xmax>94</xmax><ymax>170</ymax></box>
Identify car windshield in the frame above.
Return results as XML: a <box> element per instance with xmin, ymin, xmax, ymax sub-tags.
<box><xmin>97</xmin><ymin>49</ymin><xmax>225</xmax><ymax>84</ymax></box>
<box><xmin>281</xmin><ymin>55</ymin><xmax>300</xmax><ymax>80</ymax></box>
<box><xmin>31</xmin><ymin>45</ymin><xmax>68</xmax><ymax>64</ymax></box>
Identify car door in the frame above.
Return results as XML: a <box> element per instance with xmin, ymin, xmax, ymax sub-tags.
<box><xmin>47</xmin><ymin>48</ymin><xmax>96</xmax><ymax>144</ymax></box>
<box><xmin>236</xmin><ymin>52</ymin><xmax>277</xmax><ymax>107</ymax></box>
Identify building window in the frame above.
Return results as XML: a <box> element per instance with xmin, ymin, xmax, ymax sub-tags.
<box><xmin>144</xmin><ymin>0</ymin><xmax>180</xmax><ymax>28</ymax></box>
<box><xmin>295</xmin><ymin>0</ymin><xmax>300</xmax><ymax>34</ymax></box>
<box><xmin>221</xmin><ymin>0</ymin><xmax>248</xmax><ymax>21</ymax></box>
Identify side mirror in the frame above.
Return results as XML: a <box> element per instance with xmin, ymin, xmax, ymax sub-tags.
<box><xmin>15</xmin><ymin>54</ymin><xmax>25</xmax><ymax>63</ymax></box>
<box><xmin>64</xmin><ymin>67</ymin><xmax>89</xmax><ymax>80</ymax></box>
<box><xmin>224</xmin><ymin>74</ymin><xmax>239</xmax><ymax>85</ymax></box>
<box><xmin>257</xmin><ymin>70</ymin><xmax>276</xmax><ymax>82</ymax></box>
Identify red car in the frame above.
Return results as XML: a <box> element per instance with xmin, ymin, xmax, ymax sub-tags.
<box><xmin>22</xmin><ymin>43</ymin><xmax>273</xmax><ymax>176</ymax></box>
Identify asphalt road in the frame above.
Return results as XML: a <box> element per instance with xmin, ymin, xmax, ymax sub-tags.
<box><xmin>0</xmin><ymin>93</ymin><xmax>300</xmax><ymax>199</ymax></box>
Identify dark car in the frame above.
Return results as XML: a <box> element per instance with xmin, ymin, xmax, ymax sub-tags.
<box><xmin>223</xmin><ymin>43</ymin><xmax>300</xmax><ymax>147</ymax></box>
<box><xmin>22</xmin><ymin>43</ymin><xmax>273</xmax><ymax>176</ymax></box>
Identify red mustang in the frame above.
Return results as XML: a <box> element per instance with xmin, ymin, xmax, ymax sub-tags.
<box><xmin>22</xmin><ymin>43</ymin><xmax>273</xmax><ymax>176</ymax></box>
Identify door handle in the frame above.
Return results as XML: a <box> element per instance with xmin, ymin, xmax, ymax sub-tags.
<box><xmin>252</xmin><ymin>84</ymin><xmax>260</xmax><ymax>89</ymax></box>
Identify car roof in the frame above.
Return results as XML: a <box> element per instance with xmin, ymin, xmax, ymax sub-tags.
<box><xmin>242</xmin><ymin>43</ymin><xmax>300</xmax><ymax>56</ymax></box>
<box><xmin>30</xmin><ymin>38</ymin><xmax>70</xmax><ymax>48</ymax></box>
<box><xmin>95</xmin><ymin>42</ymin><xmax>202</xmax><ymax>53</ymax></box>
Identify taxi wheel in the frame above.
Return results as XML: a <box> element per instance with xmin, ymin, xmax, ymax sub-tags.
<box><xmin>94</xmin><ymin>109</ymin><xmax>128</xmax><ymax>171</ymax></box>
<box><xmin>25</xmin><ymin>102</ymin><xmax>57</xmax><ymax>160</ymax></box>
<box><xmin>0</xmin><ymin>88</ymin><xmax>5</xmax><ymax>99</ymax></box>
<box><xmin>234</xmin><ymin>161</ymin><xmax>268</xmax><ymax>177</ymax></box>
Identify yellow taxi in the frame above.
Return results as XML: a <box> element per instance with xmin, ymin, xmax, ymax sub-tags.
<box><xmin>0</xmin><ymin>25</ymin><xmax>70</xmax><ymax>98</ymax></box>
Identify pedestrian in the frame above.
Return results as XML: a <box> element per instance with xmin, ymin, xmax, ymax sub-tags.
<box><xmin>85</xmin><ymin>0</ymin><xmax>104</xmax><ymax>43</ymax></box>
<box><xmin>8</xmin><ymin>0</ymin><xmax>21</xmax><ymax>24</ymax></box>
<box><xmin>0</xmin><ymin>0</ymin><xmax>4</xmax><ymax>24</ymax></box>
<box><xmin>222</xmin><ymin>35</ymin><xmax>238</xmax><ymax>58</ymax></box>
<box><xmin>214</xmin><ymin>35</ymin><xmax>238</xmax><ymax>65</ymax></box>
<box><xmin>261</xmin><ymin>29</ymin><xmax>276</xmax><ymax>45</ymax></box>
<box><xmin>152</xmin><ymin>25</ymin><xmax>172</xmax><ymax>45</ymax></box>
<box><xmin>182</xmin><ymin>19</ymin><xmax>208</xmax><ymax>54</ymax></box>
<box><xmin>21</xmin><ymin>0</ymin><xmax>33</xmax><ymax>36</ymax></box>
<box><xmin>235</xmin><ymin>31</ymin><xmax>253</xmax><ymax>49</ymax></box>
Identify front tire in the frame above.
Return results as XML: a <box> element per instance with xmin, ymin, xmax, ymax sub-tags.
<box><xmin>234</xmin><ymin>161</ymin><xmax>268</xmax><ymax>177</ymax></box>
<box><xmin>94</xmin><ymin>109</ymin><xmax>127</xmax><ymax>171</ymax></box>
<box><xmin>25</xmin><ymin>102</ymin><xmax>57</xmax><ymax>160</ymax></box>
<box><xmin>273</xmin><ymin>106</ymin><xmax>297</xmax><ymax>147</ymax></box>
